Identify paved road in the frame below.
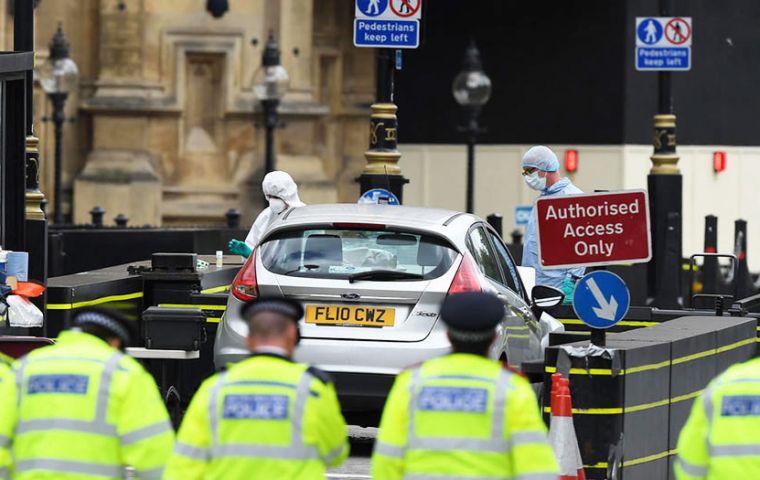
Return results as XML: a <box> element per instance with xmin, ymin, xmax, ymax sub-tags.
<box><xmin>327</xmin><ymin>426</ymin><xmax>376</xmax><ymax>479</ymax></box>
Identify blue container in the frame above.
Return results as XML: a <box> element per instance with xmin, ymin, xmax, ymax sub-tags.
<box><xmin>6</xmin><ymin>251</ymin><xmax>28</xmax><ymax>281</ymax></box>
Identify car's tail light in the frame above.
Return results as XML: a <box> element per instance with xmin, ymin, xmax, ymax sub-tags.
<box><xmin>232</xmin><ymin>250</ymin><xmax>258</xmax><ymax>301</ymax></box>
<box><xmin>448</xmin><ymin>255</ymin><xmax>482</xmax><ymax>295</ymax></box>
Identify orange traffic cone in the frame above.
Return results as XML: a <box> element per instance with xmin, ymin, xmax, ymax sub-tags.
<box><xmin>551</xmin><ymin>372</ymin><xmax>562</xmax><ymax>414</ymax></box>
<box><xmin>549</xmin><ymin>375</ymin><xmax>585</xmax><ymax>480</ymax></box>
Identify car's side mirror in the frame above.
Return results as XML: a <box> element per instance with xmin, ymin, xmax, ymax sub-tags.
<box><xmin>531</xmin><ymin>285</ymin><xmax>565</xmax><ymax>310</ymax></box>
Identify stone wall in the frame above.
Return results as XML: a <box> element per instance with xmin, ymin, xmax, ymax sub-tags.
<box><xmin>32</xmin><ymin>0</ymin><xmax>374</xmax><ymax>226</ymax></box>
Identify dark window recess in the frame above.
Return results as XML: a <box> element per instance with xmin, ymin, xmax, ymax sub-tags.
<box><xmin>488</xmin><ymin>230</ymin><xmax>523</xmax><ymax>297</ymax></box>
<box><xmin>467</xmin><ymin>227</ymin><xmax>503</xmax><ymax>284</ymax></box>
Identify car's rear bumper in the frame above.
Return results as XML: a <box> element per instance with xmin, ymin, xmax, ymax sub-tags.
<box><xmin>331</xmin><ymin>371</ymin><xmax>395</xmax><ymax>426</ymax></box>
<box><xmin>214</xmin><ymin>308</ymin><xmax>451</xmax><ymax>421</ymax></box>
<box><xmin>214</xmin><ymin>329</ymin><xmax>451</xmax><ymax>370</ymax></box>
<box><xmin>332</xmin><ymin>371</ymin><xmax>395</xmax><ymax>411</ymax></box>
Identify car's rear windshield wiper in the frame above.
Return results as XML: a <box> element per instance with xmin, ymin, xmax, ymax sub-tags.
<box><xmin>348</xmin><ymin>270</ymin><xmax>424</xmax><ymax>283</ymax></box>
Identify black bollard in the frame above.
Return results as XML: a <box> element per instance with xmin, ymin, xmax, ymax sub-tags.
<box><xmin>508</xmin><ymin>229</ymin><xmax>525</xmax><ymax>264</ymax></box>
<box><xmin>701</xmin><ymin>215</ymin><xmax>721</xmax><ymax>295</ymax></box>
<box><xmin>734</xmin><ymin>219</ymin><xmax>755</xmax><ymax>299</ymax></box>
<box><xmin>590</xmin><ymin>328</ymin><xmax>606</xmax><ymax>347</ymax></box>
<box><xmin>511</xmin><ymin>229</ymin><xmax>523</xmax><ymax>247</ymax></box>
<box><xmin>486</xmin><ymin>213</ymin><xmax>503</xmax><ymax>237</ymax></box>
<box><xmin>114</xmin><ymin>213</ymin><xmax>129</xmax><ymax>228</ymax></box>
<box><xmin>225</xmin><ymin>208</ymin><xmax>241</xmax><ymax>229</ymax></box>
<box><xmin>652</xmin><ymin>211</ymin><xmax>682</xmax><ymax>309</ymax></box>
<box><xmin>90</xmin><ymin>206</ymin><xmax>105</xmax><ymax>228</ymax></box>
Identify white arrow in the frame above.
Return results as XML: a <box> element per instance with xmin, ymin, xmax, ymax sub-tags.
<box><xmin>586</xmin><ymin>277</ymin><xmax>619</xmax><ymax>321</ymax></box>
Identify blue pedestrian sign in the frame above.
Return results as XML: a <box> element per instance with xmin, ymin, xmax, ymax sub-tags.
<box><xmin>354</xmin><ymin>0</ymin><xmax>421</xmax><ymax>49</ymax></box>
<box><xmin>514</xmin><ymin>205</ymin><xmax>532</xmax><ymax>227</ymax></box>
<box><xmin>635</xmin><ymin>17</ymin><xmax>692</xmax><ymax>71</ymax></box>
<box><xmin>637</xmin><ymin>18</ymin><xmax>663</xmax><ymax>45</ymax></box>
<box><xmin>356</xmin><ymin>0</ymin><xmax>389</xmax><ymax>17</ymax></box>
<box><xmin>572</xmin><ymin>271</ymin><xmax>630</xmax><ymax>329</ymax></box>
<box><xmin>358</xmin><ymin>188</ymin><xmax>400</xmax><ymax>205</ymax></box>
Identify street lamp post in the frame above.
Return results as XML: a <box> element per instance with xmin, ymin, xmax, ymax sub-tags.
<box><xmin>647</xmin><ymin>0</ymin><xmax>682</xmax><ymax>308</ymax></box>
<box><xmin>37</xmin><ymin>25</ymin><xmax>78</xmax><ymax>225</ymax></box>
<box><xmin>452</xmin><ymin>40</ymin><xmax>491</xmax><ymax>214</ymax></box>
<box><xmin>356</xmin><ymin>49</ymin><xmax>409</xmax><ymax>204</ymax></box>
<box><xmin>253</xmin><ymin>32</ymin><xmax>289</xmax><ymax>175</ymax></box>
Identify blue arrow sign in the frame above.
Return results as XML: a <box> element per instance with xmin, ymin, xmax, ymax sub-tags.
<box><xmin>572</xmin><ymin>271</ymin><xmax>630</xmax><ymax>329</ymax></box>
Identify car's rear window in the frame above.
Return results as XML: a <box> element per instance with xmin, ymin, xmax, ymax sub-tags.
<box><xmin>260</xmin><ymin>227</ymin><xmax>458</xmax><ymax>280</ymax></box>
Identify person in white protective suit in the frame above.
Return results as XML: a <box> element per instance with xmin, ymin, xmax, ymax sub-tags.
<box><xmin>228</xmin><ymin>171</ymin><xmax>305</xmax><ymax>258</ymax></box>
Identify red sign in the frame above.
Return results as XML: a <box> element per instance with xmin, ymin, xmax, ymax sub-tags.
<box><xmin>390</xmin><ymin>0</ymin><xmax>421</xmax><ymax>17</ymax></box>
<box><xmin>535</xmin><ymin>190</ymin><xmax>651</xmax><ymax>269</ymax></box>
<box><xmin>665</xmin><ymin>17</ymin><xmax>691</xmax><ymax>45</ymax></box>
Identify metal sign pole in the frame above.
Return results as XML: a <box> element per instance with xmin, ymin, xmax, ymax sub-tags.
<box><xmin>590</xmin><ymin>328</ymin><xmax>606</xmax><ymax>347</ymax></box>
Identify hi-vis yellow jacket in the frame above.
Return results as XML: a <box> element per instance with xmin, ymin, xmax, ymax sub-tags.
<box><xmin>677</xmin><ymin>357</ymin><xmax>760</xmax><ymax>479</ymax></box>
<box><xmin>12</xmin><ymin>330</ymin><xmax>174</xmax><ymax>479</ymax></box>
<box><xmin>0</xmin><ymin>357</ymin><xmax>15</xmax><ymax>480</ymax></box>
<box><xmin>372</xmin><ymin>353</ymin><xmax>559</xmax><ymax>480</ymax></box>
<box><xmin>164</xmin><ymin>353</ymin><xmax>349</xmax><ymax>479</ymax></box>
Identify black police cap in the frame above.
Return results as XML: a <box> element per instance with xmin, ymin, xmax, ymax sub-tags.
<box><xmin>74</xmin><ymin>308</ymin><xmax>135</xmax><ymax>346</ymax></box>
<box><xmin>240</xmin><ymin>297</ymin><xmax>304</xmax><ymax>324</ymax></box>
<box><xmin>441</xmin><ymin>292</ymin><xmax>504</xmax><ymax>333</ymax></box>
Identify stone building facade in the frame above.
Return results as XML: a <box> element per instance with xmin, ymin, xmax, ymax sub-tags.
<box><xmin>28</xmin><ymin>0</ymin><xmax>374</xmax><ymax>226</ymax></box>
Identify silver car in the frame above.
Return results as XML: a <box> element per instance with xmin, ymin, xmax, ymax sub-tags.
<box><xmin>214</xmin><ymin>204</ymin><xmax>564</xmax><ymax>423</ymax></box>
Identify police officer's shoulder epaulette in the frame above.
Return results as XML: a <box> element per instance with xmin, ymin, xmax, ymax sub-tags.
<box><xmin>307</xmin><ymin>365</ymin><xmax>333</xmax><ymax>385</ymax></box>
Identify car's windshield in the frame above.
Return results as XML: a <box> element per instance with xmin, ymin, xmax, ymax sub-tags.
<box><xmin>260</xmin><ymin>227</ymin><xmax>458</xmax><ymax>280</ymax></box>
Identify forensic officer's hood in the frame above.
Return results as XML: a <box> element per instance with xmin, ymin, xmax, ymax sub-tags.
<box><xmin>262</xmin><ymin>171</ymin><xmax>305</xmax><ymax>207</ymax></box>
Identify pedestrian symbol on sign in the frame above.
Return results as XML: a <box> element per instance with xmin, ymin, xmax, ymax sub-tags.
<box><xmin>390</xmin><ymin>0</ymin><xmax>420</xmax><ymax>17</ymax></box>
<box><xmin>357</xmin><ymin>0</ymin><xmax>387</xmax><ymax>17</ymax></box>
<box><xmin>637</xmin><ymin>17</ymin><xmax>662</xmax><ymax>45</ymax></box>
<box><xmin>634</xmin><ymin>16</ymin><xmax>692</xmax><ymax>71</ymax></box>
<box><xmin>665</xmin><ymin>17</ymin><xmax>691</xmax><ymax>45</ymax></box>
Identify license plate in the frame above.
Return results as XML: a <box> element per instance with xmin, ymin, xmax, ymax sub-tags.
<box><xmin>305</xmin><ymin>305</ymin><xmax>395</xmax><ymax>327</ymax></box>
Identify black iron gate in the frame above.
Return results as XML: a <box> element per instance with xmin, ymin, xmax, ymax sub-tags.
<box><xmin>0</xmin><ymin>52</ymin><xmax>33</xmax><ymax>251</ymax></box>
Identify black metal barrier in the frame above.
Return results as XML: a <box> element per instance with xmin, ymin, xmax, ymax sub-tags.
<box><xmin>48</xmin><ymin>226</ymin><xmax>248</xmax><ymax>277</ymax></box>
<box><xmin>546</xmin><ymin>304</ymin><xmax>680</xmax><ymax>335</ymax></box>
<box><xmin>544</xmin><ymin>316</ymin><xmax>757</xmax><ymax>480</ymax></box>
<box><xmin>43</xmin><ymin>255</ymin><xmax>245</xmax><ymax>403</ymax></box>
<box><xmin>45</xmin><ymin>255</ymin><xmax>242</xmax><ymax>336</ymax></box>
<box><xmin>46</xmin><ymin>263</ymin><xmax>144</xmax><ymax>338</ymax></box>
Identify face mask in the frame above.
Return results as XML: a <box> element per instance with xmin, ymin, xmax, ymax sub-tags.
<box><xmin>269</xmin><ymin>198</ymin><xmax>287</xmax><ymax>214</ymax></box>
<box><xmin>524</xmin><ymin>171</ymin><xmax>547</xmax><ymax>191</ymax></box>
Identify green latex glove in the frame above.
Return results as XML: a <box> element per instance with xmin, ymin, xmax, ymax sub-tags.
<box><xmin>561</xmin><ymin>277</ymin><xmax>575</xmax><ymax>305</ymax></box>
<box><xmin>229</xmin><ymin>239</ymin><xmax>252</xmax><ymax>258</ymax></box>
